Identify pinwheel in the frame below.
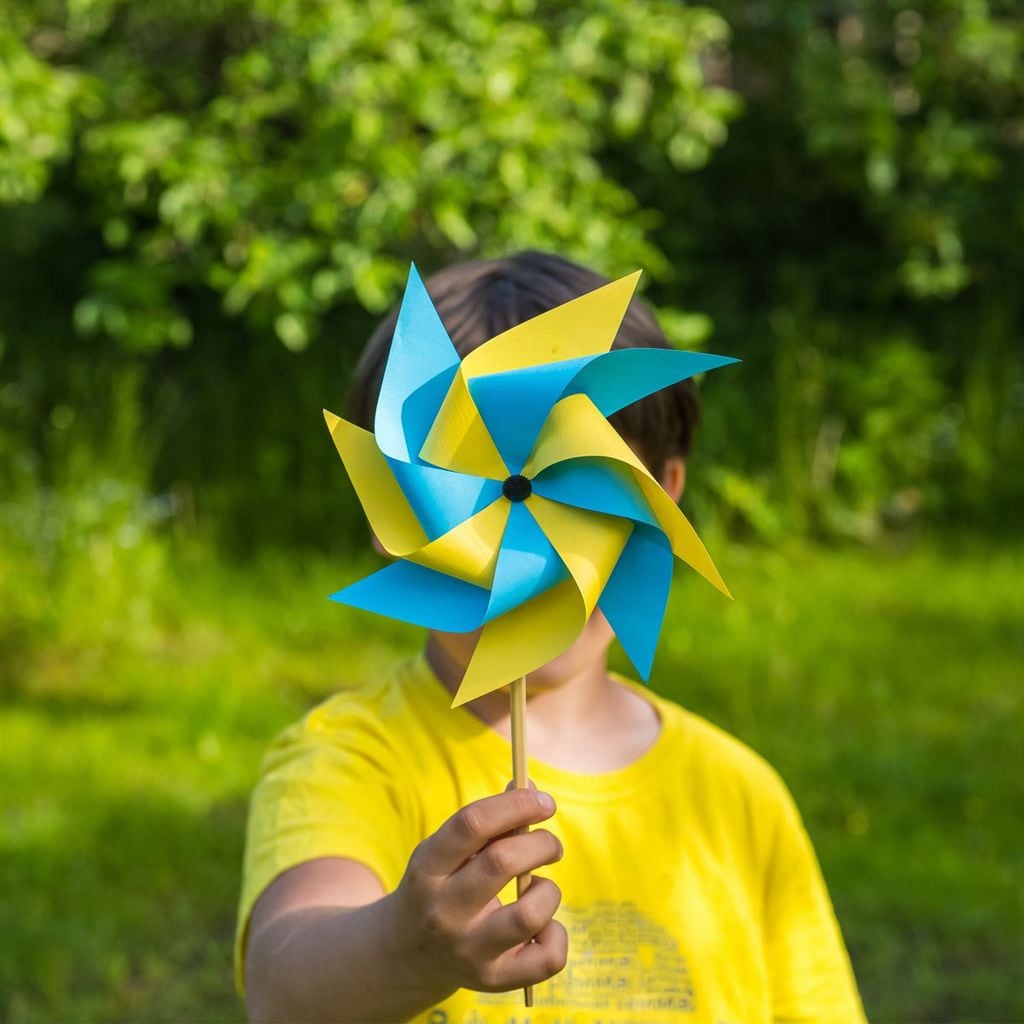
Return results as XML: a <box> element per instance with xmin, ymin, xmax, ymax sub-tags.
<box><xmin>324</xmin><ymin>264</ymin><xmax>735</xmax><ymax>1003</ymax></box>
<box><xmin>324</xmin><ymin>263</ymin><xmax>735</xmax><ymax>706</ymax></box>
<box><xmin>324</xmin><ymin>261</ymin><xmax>740</xmax><ymax>716</ymax></box>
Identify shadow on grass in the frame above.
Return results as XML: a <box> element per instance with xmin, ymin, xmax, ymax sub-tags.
<box><xmin>0</xmin><ymin>687</ymin><xmax>142</xmax><ymax>720</ymax></box>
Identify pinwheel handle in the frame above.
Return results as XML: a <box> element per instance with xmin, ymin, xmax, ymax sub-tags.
<box><xmin>509</xmin><ymin>675</ymin><xmax>535</xmax><ymax>1008</ymax></box>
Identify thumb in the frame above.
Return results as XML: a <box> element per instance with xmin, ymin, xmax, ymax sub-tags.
<box><xmin>505</xmin><ymin>778</ymin><xmax>537</xmax><ymax>792</ymax></box>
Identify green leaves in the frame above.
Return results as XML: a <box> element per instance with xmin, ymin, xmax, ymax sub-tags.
<box><xmin>7</xmin><ymin>0</ymin><xmax>738</xmax><ymax>349</ymax></box>
<box><xmin>5</xmin><ymin>0</ymin><xmax>1022</xmax><ymax>543</ymax></box>
<box><xmin>788</xmin><ymin>0</ymin><xmax>1024</xmax><ymax>299</ymax></box>
<box><xmin>0</xmin><ymin>29</ymin><xmax>89</xmax><ymax>203</ymax></box>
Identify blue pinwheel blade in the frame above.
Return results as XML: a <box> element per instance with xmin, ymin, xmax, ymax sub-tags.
<box><xmin>387</xmin><ymin>458</ymin><xmax>503</xmax><ymax>540</ymax></box>
<box><xmin>485</xmin><ymin>502</ymin><xmax>568</xmax><ymax>622</ymax></box>
<box><xmin>598</xmin><ymin>523</ymin><xmax>674</xmax><ymax>680</ymax></box>
<box><xmin>468</xmin><ymin>357</ymin><xmax>591</xmax><ymax>474</ymax></box>
<box><xmin>375</xmin><ymin>264</ymin><xmax>460</xmax><ymax>462</ymax></box>
<box><xmin>533</xmin><ymin>459</ymin><xmax>657</xmax><ymax>526</ymax></box>
<box><xmin>567</xmin><ymin>349</ymin><xmax>739</xmax><ymax>417</ymax></box>
<box><xmin>330</xmin><ymin>560</ymin><xmax>490</xmax><ymax>633</ymax></box>
<box><xmin>468</xmin><ymin>349</ymin><xmax>737</xmax><ymax>474</ymax></box>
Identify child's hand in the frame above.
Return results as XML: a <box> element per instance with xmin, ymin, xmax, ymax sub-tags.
<box><xmin>391</xmin><ymin>788</ymin><xmax>567</xmax><ymax>994</ymax></box>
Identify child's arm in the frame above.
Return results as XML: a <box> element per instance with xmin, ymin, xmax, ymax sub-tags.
<box><xmin>244</xmin><ymin>788</ymin><xmax>566</xmax><ymax>1023</ymax></box>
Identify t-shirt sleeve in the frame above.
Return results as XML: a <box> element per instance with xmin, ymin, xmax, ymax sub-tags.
<box><xmin>762</xmin><ymin>779</ymin><xmax>866</xmax><ymax>1023</ymax></box>
<box><xmin>234</xmin><ymin>694</ymin><xmax>419</xmax><ymax>993</ymax></box>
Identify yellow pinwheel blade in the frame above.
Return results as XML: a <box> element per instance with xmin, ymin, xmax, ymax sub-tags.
<box><xmin>460</xmin><ymin>271</ymin><xmax>643</xmax><ymax>378</ymax></box>
<box><xmin>526</xmin><ymin>495</ymin><xmax>632</xmax><ymax>615</ymax></box>
<box><xmin>407</xmin><ymin>499</ymin><xmax>509</xmax><ymax>588</ymax></box>
<box><xmin>523</xmin><ymin>394</ymin><xmax>731</xmax><ymax>598</ymax></box>
<box><xmin>418</xmin><ymin>372</ymin><xmax>508</xmax><ymax>479</ymax></box>
<box><xmin>633</xmin><ymin>472</ymin><xmax>731</xmax><ymax>598</ymax></box>
<box><xmin>451</xmin><ymin>579</ymin><xmax>585</xmax><ymax>707</ymax></box>
<box><xmin>323</xmin><ymin>410</ymin><xmax>428</xmax><ymax>556</ymax></box>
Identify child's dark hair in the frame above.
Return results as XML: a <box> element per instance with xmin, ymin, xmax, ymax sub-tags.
<box><xmin>347</xmin><ymin>251</ymin><xmax>700</xmax><ymax>479</ymax></box>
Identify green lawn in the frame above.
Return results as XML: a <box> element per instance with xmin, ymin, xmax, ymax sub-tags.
<box><xmin>1</xmin><ymin>532</ymin><xmax>1021</xmax><ymax>1022</ymax></box>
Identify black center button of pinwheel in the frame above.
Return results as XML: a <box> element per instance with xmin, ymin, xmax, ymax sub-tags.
<box><xmin>502</xmin><ymin>474</ymin><xmax>532</xmax><ymax>502</ymax></box>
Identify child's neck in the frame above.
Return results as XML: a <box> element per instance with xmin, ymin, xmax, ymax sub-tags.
<box><xmin>424</xmin><ymin>634</ymin><xmax>661</xmax><ymax>774</ymax></box>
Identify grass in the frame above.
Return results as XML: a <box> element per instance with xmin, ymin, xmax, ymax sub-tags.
<box><xmin>1</xmin><ymin>523</ymin><xmax>1021</xmax><ymax>1022</ymax></box>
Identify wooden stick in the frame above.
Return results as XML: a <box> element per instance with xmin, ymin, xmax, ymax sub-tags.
<box><xmin>509</xmin><ymin>674</ymin><xmax>534</xmax><ymax>1008</ymax></box>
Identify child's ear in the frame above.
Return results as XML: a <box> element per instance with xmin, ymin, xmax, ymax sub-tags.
<box><xmin>660</xmin><ymin>456</ymin><xmax>686</xmax><ymax>502</ymax></box>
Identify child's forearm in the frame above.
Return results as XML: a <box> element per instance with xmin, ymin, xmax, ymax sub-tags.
<box><xmin>245</xmin><ymin>790</ymin><xmax>566</xmax><ymax>1021</ymax></box>
<box><xmin>245</xmin><ymin>893</ymin><xmax>455</xmax><ymax>1023</ymax></box>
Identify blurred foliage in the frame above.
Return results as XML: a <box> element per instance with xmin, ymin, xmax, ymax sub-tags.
<box><xmin>1</xmin><ymin>0</ymin><xmax>735</xmax><ymax>342</ymax></box>
<box><xmin>648</xmin><ymin>0</ymin><xmax>1024</xmax><ymax>541</ymax></box>
<box><xmin>0</xmin><ymin>0</ymin><xmax>742</xmax><ymax>548</ymax></box>
<box><xmin>0</xmin><ymin>0</ymin><xmax>1022</xmax><ymax>549</ymax></box>
<box><xmin>2</xmin><ymin>5</ymin><xmax>1024</xmax><ymax>1020</ymax></box>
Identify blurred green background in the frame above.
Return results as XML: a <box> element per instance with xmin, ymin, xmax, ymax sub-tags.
<box><xmin>1</xmin><ymin>1</ymin><xmax>1022</xmax><ymax>1021</ymax></box>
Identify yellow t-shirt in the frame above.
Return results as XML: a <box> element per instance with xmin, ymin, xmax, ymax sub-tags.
<box><xmin>237</xmin><ymin>655</ymin><xmax>865</xmax><ymax>1024</ymax></box>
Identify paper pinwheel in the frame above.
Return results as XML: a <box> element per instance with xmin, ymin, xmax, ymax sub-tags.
<box><xmin>324</xmin><ymin>265</ymin><xmax>736</xmax><ymax>709</ymax></box>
